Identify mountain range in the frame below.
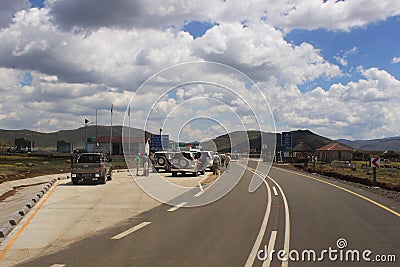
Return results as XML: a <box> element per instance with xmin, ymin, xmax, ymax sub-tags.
<box><xmin>0</xmin><ymin>126</ymin><xmax>399</xmax><ymax>152</ymax></box>
<box><xmin>337</xmin><ymin>137</ymin><xmax>400</xmax><ymax>152</ymax></box>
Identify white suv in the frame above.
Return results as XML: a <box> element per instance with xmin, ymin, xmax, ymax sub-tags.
<box><xmin>152</xmin><ymin>151</ymin><xmax>174</xmax><ymax>172</ymax></box>
<box><xmin>171</xmin><ymin>151</ymin><xmax>201</xmax><ymax>177</ymax></box>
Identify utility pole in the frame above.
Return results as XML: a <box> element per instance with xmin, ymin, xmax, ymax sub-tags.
<box><xmin>95</xmin><ymin>109</ymin><xmax>98</xmax><ymax>137</ymax></box>
<box><xmin>110</xmin><ymin>104</ymin><xmax>113</xmax><ymax>156</ymax></box>
<box><xmin>84</xmin><ymin>118</ymin><xmax>89</xmax><ymax>150</ymax></box>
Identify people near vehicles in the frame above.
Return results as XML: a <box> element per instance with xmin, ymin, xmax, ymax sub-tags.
<box><xmin>135</xmin><ymin>154</ymin><xmax>141</xmax><ymax>175</ymax></box>
<box><xmin>212</xmin><ymin>153</ymin><xmax>221</xmax><ymax>176</ymax></box>
<box><xmin>225</xmin><ymin>153</ymin><xmax>231</xmax><ymax>173</ymax></box>
<box><xmin>199</xmin><ymin>151</ymin><xmax>213</xmax><ymax>172</ymax></box>
<box><xmin>220</xmin><ymin>153</ymin><xmax>225</xmax><ymax>166</ymax></box>
<box><xmin>142</xmin><ymin>154</ymin><xmax>149</xmax><ymax>176</ymax></box>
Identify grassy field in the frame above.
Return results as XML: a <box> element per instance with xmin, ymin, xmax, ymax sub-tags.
<box><xmin>0</xmin><ymin>154</ymin><xmax>128</xmax><ymax>183</ymax></box>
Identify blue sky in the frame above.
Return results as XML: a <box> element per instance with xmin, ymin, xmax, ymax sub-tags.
<box><xmin>286</xmin><ymin>16</ymin><xmax>400</xmax><ymax>91</ymax></box>
<box><xmin>183</xmin><ymin>17</ymin><xmax>400</xmax><ymax>92</ymax></box>
<box><xmin>183</xmin><ymin>20</ymin><xmax>218</xmax><ymax>39</ymax></box>
<box><xmin>29</xmin><ymin>0</ymin><xmax>44</xmax><ymax>8</ymax></box>
<box><xmin>1</xmin><ymin>1</ymin><xmax>400</xmax><ymax>140</ymax></box>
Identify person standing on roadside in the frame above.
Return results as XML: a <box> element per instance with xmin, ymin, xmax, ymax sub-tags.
<box><xmin>225</xmin><ymin>153</ymin><xmax>231</xmax><ymax>173</ymax></box>
<box><xmin>135</xmin><ymin>154</ymin><xmax>141</xmax><ymax>176</ymax></box>
<box><xmin>142</xmin><ymin>154</ymin><xmax>149</xmax><ymax>176</ymax></box>
<box><xmin>212</xmin><ymin>152</ymin><xmax>221</xmax><ymax>176</ymax></box>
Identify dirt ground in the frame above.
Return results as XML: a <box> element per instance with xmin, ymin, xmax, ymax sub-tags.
<box><xmin>0</xmin><ymin>155</ymin><xmax>128</xmax><ymax>184</ymax></box>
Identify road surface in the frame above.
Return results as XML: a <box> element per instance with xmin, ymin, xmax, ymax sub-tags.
<box><xmin>0</xmin><ymin>160</ymin><xmax>398</xmax><ymax>267</ymax></box>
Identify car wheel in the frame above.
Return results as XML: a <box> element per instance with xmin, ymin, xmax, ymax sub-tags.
<box><xmin>158</xmin><ymin>157</ymin><xmax>165</xmax><ymax>166</ymax></box>
<box><xmin>72</xmin><ymin>177</ymin><xmax>79</xmax><ymax>185</ymax></box>
<box><xmin>179</xmin><ymin>158</ymin><xmax>188</xmax><ymax>168</ymax></box>
<box><xmin>172</xmin><ymin>172</ymin><xmax>178</xmax><ymax>177</ymax></box>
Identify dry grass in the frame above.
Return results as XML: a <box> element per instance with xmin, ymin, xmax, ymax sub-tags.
<box><xmin>0</xmin><ymin>154</ymin><xmax>128</xmax><ymax>183</ymax></box>
<box><xmin>200</xmin><ymin>171</ymin><xmax>220</xmax><ymax>185</ymax></box>
<box><xmin>291</xmin><ymin>160</ymin><xmax>400</xmax><ymax>191</ymax></box>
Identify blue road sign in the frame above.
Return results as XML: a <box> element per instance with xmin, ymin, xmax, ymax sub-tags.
<box><xmin>150</xmin><ymin>135</ymin><xmax>169</xmax><ymax>151</ymax></box>
<box><xmin>281</xmin><ymin>132</ymin><xmax>292</xmax><ymax>148</ymax></box>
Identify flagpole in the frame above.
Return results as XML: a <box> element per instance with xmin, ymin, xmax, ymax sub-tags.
<box><xmin>110</xmin><ymin>104</ymin><xmax>113</xmax><ymax>157</ymax></box>
<box><xmin>95</xmin><ymin>109</ymin><xmax>98</xmax><ymax>138</ymax></box>
<box><xmin>128</xmin><ymin>106</ymin><xmax>131</xmax><ymax>157</ymax></box>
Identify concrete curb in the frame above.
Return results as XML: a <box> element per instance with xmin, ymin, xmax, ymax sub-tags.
<box><xmin>0</xmin><ymin>223</ymin><xmax>12</xmax><ymax>238</ymax></box>
<box><xmin>0</xmin><ymin>173</ymin><xmax>69</xmax><ymax>199</ymax></box>
<box><xmin>32</xmin><ymin>195</ymin><xmax>40</xmax><ymax>203</ymax></box>
<box><xmin>0</xmin><ymin>175</ymin><xmax>67</xmax><ymax>242</ymax></box>
<box><xmin>0</xmin><ymin>176</ymin><xmax>64</xmax><ymax>243</ymax></box>
<box><xmin>26</xmin><ymin>201</ymin><xmax>36</xmax><ymax>209</ymax></box>
<box><xmin>19</xmin><ymin>206</ymin><xmax>29</xmax><ymax>216</ymax></box>
<box><xmin>9</xmin><ymin>214</ymin><xmax>23</xmax><ymax>226</ymax></box>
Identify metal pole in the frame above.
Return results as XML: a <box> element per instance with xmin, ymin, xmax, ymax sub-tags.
<box><xmin>110</xmin><ymin>105</ymin><xmax>113</xmax><ymax>157</ymax></box>
<box><xmin>95</xmin><ymin>109</ymin><xmax>98</xmax><ymax>137</ymax></box>
<box><xmin>373</xmin><ymin>167</ymin><xmax>377</xmax><ymax>186</ymax></box>
<box><xmin>85</xmin><ymin>122</ymin><xmax>87</xmax><ymax>150</ymax></box>
<box><xmin>159</xmin><ymin>128</ymin><xmax>162</xmax><ymax>150</ymax></box>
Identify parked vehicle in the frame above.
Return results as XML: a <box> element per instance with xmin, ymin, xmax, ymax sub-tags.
<box><xmin>170</xmin><ymin>151</ymin><xmax>201</xmax><ymax>177</ymax></box>
<box><xmin>71</xmin><ymin>152</ymin><xmax>112</xmax><ymax>185</ymax></box>
<box><xmin>152</xmin><ymin>151</ymin><xmax>174</xmax><ymax>172</ymax></box>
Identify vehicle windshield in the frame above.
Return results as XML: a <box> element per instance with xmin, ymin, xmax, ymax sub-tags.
<box><xmin>78</xmin><ymin>154</ymin><xmax>101</xmax><ymax>163</ymax></box>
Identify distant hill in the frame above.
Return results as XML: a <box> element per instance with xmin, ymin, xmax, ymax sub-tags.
<box><xmin>0</xmin><ymin>126</ymin><xmax>146</xmax><ymax>150</ymax></box>
<box><xmin>203</xmin><ymin>129</ymin><xmax>337</xmax><ymax>152</ymax></box>
<box><xmin>282</xmin><ymin>129</ymin><xmax>335</xmax><ymax>150</ymax></box>
<box><xmin>337</xmin><ymin>137</ymin><xmax>400</xmax><ymax>152</ymax></box>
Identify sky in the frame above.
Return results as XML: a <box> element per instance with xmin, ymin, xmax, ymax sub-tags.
<box><xmin>0</xmin><ymin>0</ymin><xmax>400</xmax><ymax>141</ymax></box>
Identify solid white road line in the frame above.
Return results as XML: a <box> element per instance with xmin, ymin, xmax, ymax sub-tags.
<box><xmin>111</xmin><ymin>222</ymin><xmax>152</xmax><ymax>240</ymax></box>
<box><xmin>272</xmin><ymin>186</ymin><xmax>278</xmax><ymax>196</ymax></box>
<box><xmin>267</xmin><ymin>175</ymin><xmax>290</xmax><ymax>267</ymax></box>
<box><xmin>198</xmin><ymin>182</ymin><xmax>204</xmax><ymax>192</ymax></box>
<box><xmin>167</xmin><ymin>202</ymin><xmax>187</xmax><ymax>212</ymax></box>
<box><xmin>244</xmin><ymin>170</ymin><xmax>272</xmax><ymax>267</ymax></box>
<box><xmin>194</xmin><ymin>191</ymin><xmax>204</xmax><ymax>197</ymax></box>
<box><xmin>263</xmin><ymin>231</ymin><xmax>278</xmax><ymax>267</ymax></box>
<box><xmin>50</xmin><ymin>265</ymin><xmax>66</xmax><ymax>267</ymax></box>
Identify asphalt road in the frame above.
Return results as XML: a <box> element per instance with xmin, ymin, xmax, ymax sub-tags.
<box><xmin>1</xmin><ymin>160</ymin><xmax>399</xmax><ymax>267</ymax></box>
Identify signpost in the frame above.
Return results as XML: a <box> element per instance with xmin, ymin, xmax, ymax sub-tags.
<box><xmin>281</xmin><ymin>132</ymin><xmax>292</xmax><ymax>154</ymax></box>
<box><xmin>150</xmin><ymin>135</ymin><xmax>169</xmax><ymax>151</ymax></box>
<box><xmin>311</xmin><ymin>155</ymin><xmax>317</xmax><ymax>172</ymax></box>
<box><xmin>370</xmin><ymin>158</ymin><xmax>380</xmax><ymax>186</ymax></box>
<box><xmin>282</xmin><ymin>132</ymin><xmax>292</xmax><ymax>147</ymax></box>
